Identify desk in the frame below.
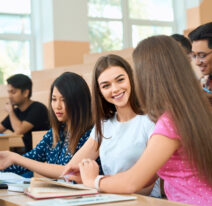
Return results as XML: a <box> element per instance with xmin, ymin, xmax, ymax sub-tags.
<box><xmin>0</xmin><ymin>134</ymin><xmax>23</xmax><ymax>151</ymax></box>
<box><xmin>0</xmin><ymin>190</ymin><xmax>191</xmax><ymax>206</ymax></box>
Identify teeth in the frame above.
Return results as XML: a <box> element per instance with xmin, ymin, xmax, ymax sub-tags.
<box><xmin>113</xmin><ymin>93</ymin><xmax>124</xmax><ymax>99</ymax></box>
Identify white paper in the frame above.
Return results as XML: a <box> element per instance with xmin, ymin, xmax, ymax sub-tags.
<box><xmin>26</xmin><ymin>194</ymin><xmax>137</xmax><ymax>206</ymax></box>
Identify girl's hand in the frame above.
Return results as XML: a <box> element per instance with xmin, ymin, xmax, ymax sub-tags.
<box><xmin>61</xmin><ymin>165</ymin><xmax>82</xmax><ymax>183</ymax></box>
<box><xmin>79</xmin><ymin>159</ymin><xmax>99</xmax><ymax>188</ymax></box>
<box><xmin>0</xmin><ymin>151</ymin><xmax>16</xmax><ymax>170</ymax></box>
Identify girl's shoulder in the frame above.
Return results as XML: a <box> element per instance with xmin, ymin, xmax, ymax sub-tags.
<box><xmin>134</xmin><ymin>114</ymin><xmax>155</xmax><ymax>125</ymax></box>
<box><xmin>42</xmin><ymin>128</ymin><xmax>53</xmax><ymax>140</ymax></box>
<box><xmin>78</xmin><ymin>128</ymin><xmax>92</xmax><ymax>145</ymax></box>
<box><xmin>83</xmin><ymin>128</ymin><xmax>92</xmax><ymax>138</ymax></box>
<box><xmin>153</xmin><ymin>113</ymin><xmax>180</xmax><ymax>139</ymax></box>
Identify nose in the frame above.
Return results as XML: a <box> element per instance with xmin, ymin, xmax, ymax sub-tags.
<box><xmin>111</xmin><ymin>83</ymin><xmax>119</xmax><ymax>93</ymax></box>
<box><xmin>194</xmin><ymin>57</ymin><xmax>202</xmax><ymax>66</ymax></box>
<box><xmin>8</xmin><ymin>92</ymin><xmax>12</xmax><ymax>99</ymax></box>
<box><xmin>55</xmin><ymin>100</ymin><xmax>62</xmax><ymax>109</ymax></box>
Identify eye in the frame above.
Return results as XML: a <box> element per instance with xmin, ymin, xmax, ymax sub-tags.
<box><xmin>102</xmin><ymin>84</ymin><xmax>110</xmax><ymax>89</ymax></box>
<box><xmin>190</xmin><ymin>53</ymin><xmax>196</xmax><ymax>59</ymax></box>
<box><xmin>11</xmin><ymin>90</ymin><xmax>16</xmax><ymax>94</ymax></box>
<box><xmin>117</xmin><ymin>78</ymin><xmax>124</xmax><ymax>82</ymax></box>
<box><xmin>199</xmin><ymin>53</ymin><xmax>206</xmax><ymax>58</ymax></box>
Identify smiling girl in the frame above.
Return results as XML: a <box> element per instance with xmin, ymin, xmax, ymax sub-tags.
<box><xmin>62</xmin><ymin>54</ymin><xmax>160</xmax><ymax>197</ymax></box>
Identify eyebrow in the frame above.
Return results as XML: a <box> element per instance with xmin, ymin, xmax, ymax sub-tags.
<box><xmin>99</xmin><ymin>74</ymin><xmax>125</xmax><ymax>85</ymax></box>
<box><xmin>52</xmin><ymin>94</ymin><xmax>59</xmax><ymax>97</ymax></box>
<box><xmin>191</xmin><ymin>51</ymin><xmax>208</xmax><ymax>54</ymax></box>
<box><xmin>8</xmin><ymin>89</ymin><xmax>15</xmax><ymax>92</ymax></box>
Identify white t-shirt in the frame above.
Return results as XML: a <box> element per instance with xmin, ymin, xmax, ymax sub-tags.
<box><xmin>91</xmin><ymin>114</ymin><xmax>154</xmax><ymax>174</ymax></box>
<box><xmin>91</xmin><ymin>114</ymin><xmax>160</xmax><ymax>197</ymax></box>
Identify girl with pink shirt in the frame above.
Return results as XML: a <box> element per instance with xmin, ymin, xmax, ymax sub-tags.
<box><xmin>65</xmin><ymin>36</ymin><xmax>212</xmax><ymax>206</ymax></box>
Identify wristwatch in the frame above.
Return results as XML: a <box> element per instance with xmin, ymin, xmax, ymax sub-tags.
<box><xmin>94</xmin><ymin>175</ymin><xmax>104</xmax><ymax>191</ymax></box>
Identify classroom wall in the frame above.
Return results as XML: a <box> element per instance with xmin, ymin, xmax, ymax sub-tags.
<box><xmin>32</xmin><ymin>0</ymin><xmax>198</xmax><ymax>71</ymax></box>
<box><xmin>186</xmin><ymin>0</ymin><xmax>211</xmax><ymax>33</ymax></box>
<box><xmin>43</xmin><ymin>41</ymin><xmax>90</xmax><ymax>68</ymax></box>
<box><xmin>31</xmin><ymin>0</ymin><xmax>89</xmax><ymax>70</ymax></box>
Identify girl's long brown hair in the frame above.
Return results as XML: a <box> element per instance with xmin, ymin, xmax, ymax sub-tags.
<box><xmin>133</xmin><ymin>35</ymin><xmax>212</xmax><ymax>186</ymax></box>
<box><xmin>49</xmin><ymin>72</ymin><xmax>93</xmax><ymax>154</ymax></box>
<box><xmin>92</xmin><ymin>54</ymin><xmax>143</xmax><ymax>149</ymax></box>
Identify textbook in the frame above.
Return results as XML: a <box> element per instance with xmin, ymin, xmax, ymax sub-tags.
<box><xmin>25</xmin><ymin>177</ymin><xmax>98</xmax><ymax>199</ymax></box>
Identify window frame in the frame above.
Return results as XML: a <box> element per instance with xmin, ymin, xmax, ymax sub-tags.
<box><xmin>88</xmin><ymin>0</ymin><xmax>176</xmax><ymax>50</ymax></box>
<box><xmin>0</xmin><ymin>3</ymin><xmax>34</xmax><ymax>76</ymax></box>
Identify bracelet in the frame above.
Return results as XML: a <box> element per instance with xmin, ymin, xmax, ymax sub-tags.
<box><xmin>94</xmin><ymin>175</ymin><xmax>104</xmax><ymax>191</ymax></box>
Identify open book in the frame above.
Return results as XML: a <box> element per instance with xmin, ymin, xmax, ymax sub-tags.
<box><xmin>25</xmin><ymin>177</ymin><xmax>98</xmax><ymax>199</ymax></box>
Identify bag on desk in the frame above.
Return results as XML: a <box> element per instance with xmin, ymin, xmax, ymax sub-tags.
<box><xmin>25</xmin><ymin>177</ymin><xmax>98</xmax><ymax>199</ymax></box>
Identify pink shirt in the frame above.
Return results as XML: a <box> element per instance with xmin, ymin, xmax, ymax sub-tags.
<box><xmin>152</xmin><ymin>113</ymin><xmax>212</xmax><ymax>206</ymax></box>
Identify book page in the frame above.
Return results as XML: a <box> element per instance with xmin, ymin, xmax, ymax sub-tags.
<box><xmin>31</xmin><ymin>178</ymin><xmax>93</xmax><ymax>190</ymax></box>
<box><xmin>26</xmin><ymin>178</ymin><xmax>98</xmax><ymax>199</ymax></box>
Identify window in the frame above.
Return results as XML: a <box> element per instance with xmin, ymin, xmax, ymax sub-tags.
<box><xmin>132</xmin><ymin>25</ymin><xmax>173</xmax><ymax>47</ymax></box>
<box><xmin>129</xmin><ymin>0</ymin><xmax>173</xmax><ymax>21</ymax></box>
<box><xmin>88</xmin><ymin>0</ymin><xmax>174</xmax><ymax>53</ymax></box>
<box><xmin>88</xmin><ymin>0</ymin><xmax>123</xmax><ymax>53</ymax></box>
<box><xmin>0</xmin><ymin>0</ymin><xmax>31</xmax><ymax>84</ymax></box>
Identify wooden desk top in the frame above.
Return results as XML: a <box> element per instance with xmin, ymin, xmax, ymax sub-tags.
<box><xmin>0</xmin><ymin>191</ymin><xmax>191</xmax><ymax>206</ymax></box>
<box><xmin>0</xmin><ymin>134</ymin><xmax>23</xmax><ymax>150</ymax></box>
<box><xmin>0</xmin><ymin>134</ymin><xmax>23</xmax><ymax>138</ymax></box>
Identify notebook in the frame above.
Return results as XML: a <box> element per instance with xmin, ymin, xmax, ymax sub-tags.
<box><xmin>0</xmin><ymin>172</ymin><xmax>30</xmax><ymax>185</ymax></box>
<box><xmin>0</xmin><ymin>172</ymin><xmax>25</xmax><ymax>182</ymax></box>
<box><xmin>26</xmin><ymin>194</ymin><xmax>137</xmax><ymax>206</ymax></box>
<box><xmin>25</xmin><ymin>177</ymin><xmax>98</xmax><ymax>199</ymax></box>
<box><xmin>8</xmin><ymin>183</ymin><xmax>30</xmax><ymax>192</ymax></box>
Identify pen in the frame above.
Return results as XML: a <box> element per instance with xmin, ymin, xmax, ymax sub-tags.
<box><xmin>203</xmin><ymin>87</ymin><xmax>212</xmax><ymax>94</ymax></box>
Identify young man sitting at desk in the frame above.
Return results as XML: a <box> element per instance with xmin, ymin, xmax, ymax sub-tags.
<box><xmin>0</xmin><ymin>74</ymin><xmax>50</xmax><ymax>153</ymax></box>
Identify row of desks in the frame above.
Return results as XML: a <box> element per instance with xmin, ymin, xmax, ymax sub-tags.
<box><xmin>0</xmin><ymin>190</ymin><xmax>190</xmax><ymax>206</ymax></box>
<box><xmin>0</xmin><ymin>134</ymin><xmax>23</xmax><ymax>151</ymax></box>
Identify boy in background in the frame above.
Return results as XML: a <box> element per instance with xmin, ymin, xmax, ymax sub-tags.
<box><xmin>0</xmin><ymin>74</ymin><xmax>50</xmax><ymax>152</ymax></box>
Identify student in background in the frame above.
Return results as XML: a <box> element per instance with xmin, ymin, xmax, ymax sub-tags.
<box><xmin>0</xmin><ymin>74</ymin><xmax>49</xmax><ymax>152</ymax></box>
<box><xmin>171</xmin><ymin>33</ymin><xmax>202</xmax><ymax>81</ymax></box>
<box><xmin>76</xmin><ymin>36</ymin><xmax>212</xmax><ymax>206</ymax></box>
<box><xmin>188</xmin><ymin>22</ymin><xmax>212</xmax><ymax>104</ymax></box>
<box><xmin>0</xmin><ymin>72</ymin><xmax>94</xmax><ymax>178</ymax></box>
<box><xmin>62</xmin><ymin>54</ymin><xmax>160</xmax><ymax>197</ymax></box>
<box><xmin>171</xmin><ymin>33</ymin><xmax>192</xmax><ymax>55</ymax></box>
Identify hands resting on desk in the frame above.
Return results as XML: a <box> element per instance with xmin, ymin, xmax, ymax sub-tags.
<box><xmin>0</xmin><ymin>151</ymin><xmax>19</xmax><ymax>170</ymax></box>
<box><xmin>62</xmin><ymin>158</ymin><xmax>100</xmax><ymax>188</ymax></box>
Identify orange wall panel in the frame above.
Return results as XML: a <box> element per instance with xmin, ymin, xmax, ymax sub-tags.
<box><xmin>43</xmin><ymin>42</ymin><xmax>55</xmax><ymax>69</ymax></box>
<box><xmin>186</xmin><ymin>7</ymin><xmax>201</xmax><ymax>29</ymax></box>
<box><xmin>43</xmin><ymin>41</ymin><xmax>89</xmax><ymax>69</ymax></box>
<box><xmin>200</xmin><ymin>0</ymin><xmax>212</xmax><ymax>24</ymax></box>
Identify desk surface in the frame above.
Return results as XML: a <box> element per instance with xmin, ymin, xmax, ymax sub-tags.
<box><xmin>0</xmin><ymin>134</ymin><xmax>23</xmax><ymax>151</ymax></box>
<box><xmin>0</xmin><ymin>190</ymin><xmax>191</xmax><ymax>206</ymax></box>
<box><xmin>0</xmin><ymin>134</ymin><xmax>23</xmax><ymax>138</ymax></box>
